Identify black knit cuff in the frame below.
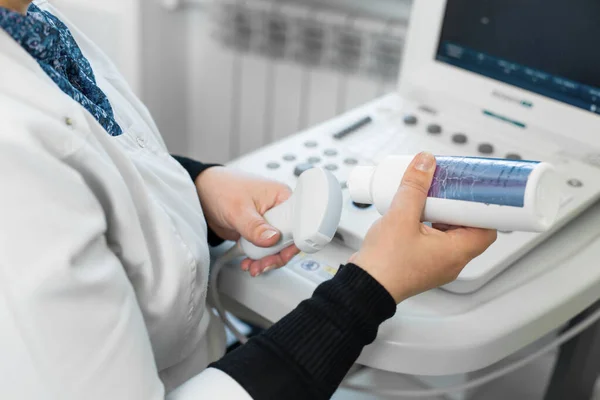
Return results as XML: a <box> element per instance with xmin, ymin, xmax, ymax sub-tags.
<box><xmin>171</xmin><ymin>155</ymin><xmax>224</xmax><ymax>247</ymax></box>
<box><xmin>171</xmin><ymin>155</ymin><xmax>221</xmax><ymax>182</ymax></box>
<box><xmin>211</xmin><ymin>263</ymin><xmax>396</xmax><ymax>399</ymax></box>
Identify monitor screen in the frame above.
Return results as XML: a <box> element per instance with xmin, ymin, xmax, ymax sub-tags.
<box><xmin>436</xmin><ymin>0</ymin><xmax>600</xmax><ymax>116</ymax></box>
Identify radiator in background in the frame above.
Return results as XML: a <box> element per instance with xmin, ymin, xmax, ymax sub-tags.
<box><xmin>187</xmin><ymin>0</ymin><xmax>410</xmax><ymax>163</ymax></box>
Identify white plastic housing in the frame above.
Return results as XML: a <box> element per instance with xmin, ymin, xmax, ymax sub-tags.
<box><xmin>348</xmin><ymin>155</ymin><xmax>561</xmax><ymax>232</ymax></box>
<box><xmin>240</xmin><ymin>168</ymin><xmax>343</xmax><ymax>260</ymax></box>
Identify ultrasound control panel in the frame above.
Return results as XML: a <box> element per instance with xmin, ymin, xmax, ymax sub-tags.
<box><xmin>230</xmin><ymin>93</ymin><xmax>600</xmax><ymax>293</ymax></box>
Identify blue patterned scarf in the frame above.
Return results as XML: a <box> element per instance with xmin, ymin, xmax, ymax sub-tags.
<box><xmin>0</xmin><ymin>4</ymin><xmax>123</xmax><ymax>136</ymax></box>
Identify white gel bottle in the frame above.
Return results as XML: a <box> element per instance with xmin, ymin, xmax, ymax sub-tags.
<box><xmin>348</xmin><ymin>155</ymin><xmax>561</xmax><ymax>232</ymax></box>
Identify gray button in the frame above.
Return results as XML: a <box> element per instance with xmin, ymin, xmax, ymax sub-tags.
<box><xmin>567</xmin><ymin>178</ymin><xmax>583</xmax><ymax>188</ymax></box>
<box><xmin>344</xmin><ymin>158</ymin><xmax>358</xmax><ymax>165</ymax></box>
<box><xmin>478</xmin><ymin>143</ymin><xmax>494</xmax><ymax>154</ymax></box>
<box><xmin>267</xmin><ymin>162</ymin><xmax>280</xmax><ymax>169</ymax></box>
<box><xmin>403</xmin><ymin>115</ymin><xmax>418</xmax><ymax>125</ymax></box>
<box><xmin>324</xmin><ymin>149</ymin><xmax>338</xmax><ymax>157</ymax></box>
<box><xmin>283</xmin><ymin>154</ymin><xmax>296</xmax><ymax>162</ymax></box>
<box><xmin>136</xmin><ymin>136</ymin><xmax>146</xmax><ymax>148</ymax></box>
<box><xmin>324</xmin><ymin>164</ymin><xmax>338</xmax><ymax>171</ymax></box>
<box><xmin>294</xmin><ymin>163</ymin><xmax>314</xmax><ymax>177</ymax></box>
<box><xmin>452</xmin><ymin>133</ymin><xmax>468</xmax><ymax>144</ymax></box>
<box><xmin>427</xmin><ymin>124</ymin><xmax>442</xmax><ymax>134</ymax></box>
<box><xmin>308</xmin><ymin>156</ymin><xmax>321</xmax><ymax>164</ymax></box>
<box><xmin>304</xmin><ymin>140</ymin><xmax>318</xmax><ymax>148</ymax></box>
<box><xmin>506</xmin><ymin>153</ymin><xmax>522</xmax><ymax>160</ymax></box>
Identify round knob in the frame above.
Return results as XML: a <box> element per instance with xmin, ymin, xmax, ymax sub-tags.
<box><xmin>403</xmin><ymin>115</ymin><xmax>418</xmax><ymax>125</ymax></box>
<box><xmin>478</xmin><ymin>143</ymin><xmax>494</xmax><ymax>154</ymax></box>
<box><xmin>567</xmin><ymin>179</ymin><xmax>583</xmax><ymax>188</ymax></box>
<box><xmin>427</xmin><ymin>124</ymin><xmax>442</xmax><ymax>135</ymax></box>
<box><xmin>452</xmin><ymin>133</ymin><xmax>468</xmax><ymax>144</ymax></box>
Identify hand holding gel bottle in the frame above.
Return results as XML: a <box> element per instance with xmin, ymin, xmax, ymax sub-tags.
<box><xmin>348</xmin><ymin>155</ymin><xmax>561</xmax><ymax>232</ymax></box>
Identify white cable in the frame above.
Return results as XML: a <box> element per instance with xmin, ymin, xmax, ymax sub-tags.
<box><xmin>209</xmin><ymin>243</ymin><xmax>250</xmax><ymax>345</ymax></box>
<box><xmin>341</xmin><ymin>305</ymin><xmax>600</xmax><ymax>397</ymax></box>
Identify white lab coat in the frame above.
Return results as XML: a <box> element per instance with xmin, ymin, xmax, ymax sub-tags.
<box><xmin>0</xmin><ymin>1</ymin><xmax>251</xmax><ymax>399</ymax></box>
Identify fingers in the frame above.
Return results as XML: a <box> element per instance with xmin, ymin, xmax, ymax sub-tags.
<box><xmin>234</xmin><ymin>183</ymin><xmax>292</xmax><ymax>247</ymax></box>
<box><xmin>389</xmin><ymin>152</ymin><xmax>437</xmax><ymax>224</ymax></box>
<box><xmin>446</xmin><ymin>228</ymin><xmax>498</xmax><ymax>259</ymax></box>
<box><xmin>235</xmin><ymin>206</ymin><xmax>281</xmax><ymax>248</ymax></box>
<box><xmin>241</xmin><ymin>245</ymin><xmax>300</xmax><ymax>277</ymax></box>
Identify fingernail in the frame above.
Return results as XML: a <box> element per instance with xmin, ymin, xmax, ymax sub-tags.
<box><xmin>262</xmin><ymin>265</ymin><xmax>276</xmax><ymax>274</ymax></box>
<box><xmin>415</xmin><ymin>152</ymin><xmax>435</xmax><ymax>172</ymax></box>
<box><xmin>241</xmin><ymin>264</ymin><xmax>249</xmax><ymax>271</ymax></box>
<box><xmin>261</xmin><ymin>229</ymin><xmax>278</xmax><ymax>241</ymax></box>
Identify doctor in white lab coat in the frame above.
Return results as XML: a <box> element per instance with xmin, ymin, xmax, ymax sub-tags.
<box><xmin>0</xmin><ymin>1</ymin><xmax>497</xmax><ymax>399</ymax></box>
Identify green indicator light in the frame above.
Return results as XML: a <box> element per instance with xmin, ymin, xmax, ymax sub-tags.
<box><xmin>483</xmin><ymin>110</ymin><xmax>527</xmax><ymax>128</ymax></box>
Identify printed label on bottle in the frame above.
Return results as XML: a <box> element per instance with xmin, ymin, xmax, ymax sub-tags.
<box><xmin>428</xmin><ymin>156</ymin><xmax>539</xmax><ymax>207</ymax></box>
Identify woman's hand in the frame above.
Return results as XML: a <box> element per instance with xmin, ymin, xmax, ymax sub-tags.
<box><xmin>195</xmin><ymin>167</ymin><xmax>300</xmax><ymax>277</ymax></box>
<box><xmin>352</xmin><ymin>152</ymin><xmax>498</xmax><ymax>303</ymax></box>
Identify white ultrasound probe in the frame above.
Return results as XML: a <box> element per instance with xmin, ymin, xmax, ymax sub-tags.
<box><xmin>240</xmin><ymin>167</ymin><xmax>344</xmax><ymax>260</ymax></box>
<box><xmin>211</xmin><ymin>168</ymin><xmax>343</xmax><ymax>346</ymax></box>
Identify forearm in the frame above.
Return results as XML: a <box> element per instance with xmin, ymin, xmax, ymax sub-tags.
<box><xmin>211</xmin><ymin>263</ymin><xmax>397</xmax><ymax>399</ymax></box>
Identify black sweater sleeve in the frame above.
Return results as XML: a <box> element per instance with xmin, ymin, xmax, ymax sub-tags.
<box><xmin>171</xmin><ymin>155</ymin><xmax>224</xmax><ymax>247</ymax></box>
<box><xmin>210</xmin><ymin>263</ymin><xmax>397</xmax><ymax>400</ymax></box>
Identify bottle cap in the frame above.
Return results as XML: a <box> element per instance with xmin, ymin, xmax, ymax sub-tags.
<box><xmin>348</xmin><ymin>166</ymin><xmax>375</xmax><ymax>204</ymax></box>
<box><xmin>531</xmin><ymin>163</ymin><xmax>561</xmax><ymax>230</ymax></box>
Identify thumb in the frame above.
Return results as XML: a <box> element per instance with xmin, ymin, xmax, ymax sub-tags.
<box><xmin>389</xmin><ymin>152</ymin><xmax>437</xmax><ymax>223</ymax></box>
<box><xmin>237</xmin><ymin>207</ymin><xmax>281</xmax><ymax>247</ymax></box>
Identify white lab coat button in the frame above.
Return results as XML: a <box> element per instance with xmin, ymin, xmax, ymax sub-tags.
<box><xmin>64</xmin><ymin>117</ymin><xmax>74</xmax><ymax>127</ymax></box>
<box><xmin>136</xmin><ymin>136</ymin><xmax>146</xmax><ymax>148</ymax></box>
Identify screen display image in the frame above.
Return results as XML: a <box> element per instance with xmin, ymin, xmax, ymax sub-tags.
<box><xmin>436</xmin><ymin>0</ymin><xmax>600</xmax><ymax>115</ymax></box>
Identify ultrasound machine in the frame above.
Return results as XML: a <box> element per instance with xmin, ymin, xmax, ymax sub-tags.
<box><xmin>217</xmin><ymin>0</ymin><xmax>600</xmax><ymax>396</ymax></box>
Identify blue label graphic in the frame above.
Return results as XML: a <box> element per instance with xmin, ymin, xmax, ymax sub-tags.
<box><xmin>428</xmin><ymin>157</ymin><xmax>539</xmax><ymax>207</ymax></box>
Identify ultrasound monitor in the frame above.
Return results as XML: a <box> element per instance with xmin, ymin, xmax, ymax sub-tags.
<box><xmin>435</xmin><ymin>0</ymin><xmax>600</xmax><ymax>116</ymax></box>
